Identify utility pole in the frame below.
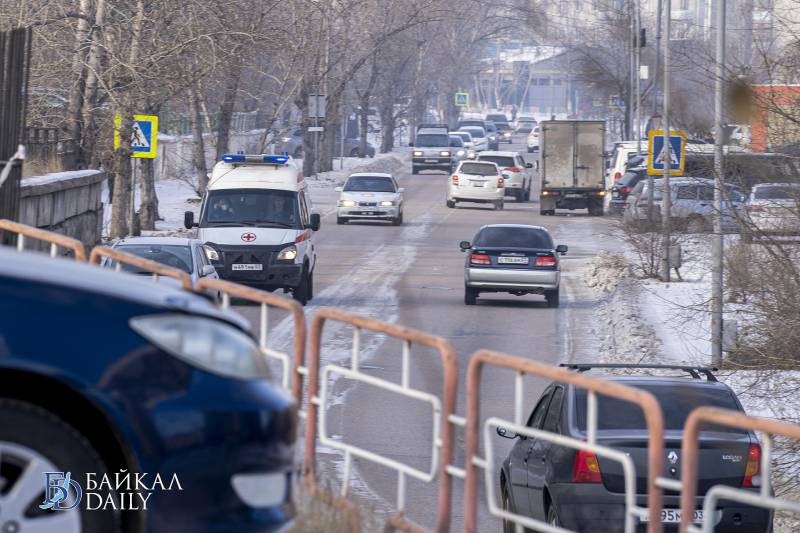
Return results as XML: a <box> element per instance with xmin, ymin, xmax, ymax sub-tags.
<box><xmin>711</xmin><ymin>0</ymin><xmax>727</xmax><ymax>366</ymax></box>
<box><xmin>652</xmin><ymin>0</ymin><xmax>663</xmax><ymax>115</ymax></box>
<box><xmin>634</xmin><ymin>0</ymin><xmax>642</xmax><ymax>154</ymax></box>
<box><xmin>629</xmin><ymin>0</ymin><xmax>636</xmax><ymax>139</ymax></box>
<box><xmin>660</xmin><ymin>0</ymin><xmax>673</xmax><ymax>281</ymax></box>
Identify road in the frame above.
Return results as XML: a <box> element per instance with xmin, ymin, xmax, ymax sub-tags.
<box><xmin>235</xmin><ymin>137</ymin><xmax>619</xmax><ymax>530</ymax></box>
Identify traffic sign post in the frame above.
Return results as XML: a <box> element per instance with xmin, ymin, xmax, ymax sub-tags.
<box><xmin>454</xmin><ymin>92</ymin><xmax>469</xmax><ymax>107</ymax></box>
<box><xmin>114</xmin><ymin>115</ymin><xmax>158</xmax><ymax>159</ymax></box>
<box><xmin>647</xmin><ymin>129</ymin><xmax>686</xmax><ymax>176</ymax></box>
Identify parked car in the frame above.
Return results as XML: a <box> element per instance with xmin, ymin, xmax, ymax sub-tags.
<box><xmin>526</xmin><ymin>126</ymin><xmax>540</xmax><ymax>153</ymax></box>
<box><xmin>0</xmin><ymin>248</ymin><xmax>297</xmax><ymax>532</ymax></box>
<box><xmin>274</xmin><ymin>128</ymin><xmax>376</xmax><ymax>158</ymax></box>
<box><xmin>447</xmin><ymin>160</ymin><xmax>505</xmax><ymax>210</ymax></box>
<box><xmin>744</xmin><ymin>182</ymin><xmax>800</xmax><ymax>238</ymax></box>
<box><xmin>106</xmin><ymin>237</ymin><xmax>221</xmax><ymax>299</ymax></box>
<box><xmin>622</xmin><ymin>180</ymin><xmax>647</xmax><ymax>219</ymax></box>
<box><xmin>476</xmin><ymin>151</ymin><xmax>533</xmax><ymax>202</ymax></box>
<box><xmin>497</xmin><ymin>364</ymin><xmax>772</xmax><ymax>533</ymax></box>
<box><xmin>335</xmin><ymin>173</ymin><xmax>404</xmax><ymax>225</ymax></box>
<box><xmin>458</xmin><ymin>126</ymin><xmax>489</xmax><ymax>152</ymax></box>
<box><xmin>459</xmin><ymin>224</ymin><xmax>567</xmax><ymax>307</ymax></box>
<box><xmin>608</xmin><ymin>168</ymin><xmax>648</xmax><ymax>214</ymax></box>
<box><xmin>335</xmin><ymin>136</ymin><xmax>376</xmax><ymax>158</ymax></box>
<box><xmin>625</xmin><ymin>177</ymin><xmax>745</xmax><ymax>233</ymax></box>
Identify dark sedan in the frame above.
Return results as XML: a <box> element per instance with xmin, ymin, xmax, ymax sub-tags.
<box><xmin>460</xmin><ymin>224</ymin><xmax>567</xmax><ymax>307</ymax></box>
<box><xmin>0</xmin><ymin>248</ymin><xmax>296</xmax><ymax>532</ymax></box>
<box><xmin>609</xmin><ymin>167</ymin><xmax>647</xmax><ymax>214</ymax></box>
<box><xmin>498</xmin><ymin>364</ymin><xmax>772</xmax><ymax>532</ymax></box>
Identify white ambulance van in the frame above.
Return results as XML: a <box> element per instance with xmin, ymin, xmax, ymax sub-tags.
<box><xmin>184</xmin><ymin>153</ymin><xmax>320</xmax><ymax>305</ymax></box>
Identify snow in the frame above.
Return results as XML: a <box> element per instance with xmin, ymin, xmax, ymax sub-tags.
<box><xmin>22</xmin><ymin>169</ymin><xmax>102</xmax><ymax>187</ymax></box>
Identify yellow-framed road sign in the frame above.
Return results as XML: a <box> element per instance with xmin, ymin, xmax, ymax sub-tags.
<box><xmin>647</xmin><ymin>129</ymin><xmax>686</xmax><ymax>176</ymax></box>
<box><xmin>114</xmin><ymin>114</ymin><xmax>159</xmax><ymax>159</ymax></box>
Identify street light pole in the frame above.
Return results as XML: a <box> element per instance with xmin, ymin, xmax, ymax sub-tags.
<box><xmin>634</xmin><ymin>0</ymin><xmax>642</xmax><ymax>154</ymax></box>
<box><xmin>660</xmin><ymin>0</ymin><xmax>673</xmax><ymax>281</ymax></box>
<box><xmin>711</xmin><ymin>0</ymin><xmax>727</xmax><ymax>366</ymax></box>
<box><xmin>629</xmin><ymin>0</ymin><xmax>636</xmax><ymax>139</ymax></box>
<box><xmin>653</xmin><ymin>0</ymin><xmax>663</xmax><ymax>115</ymax></box>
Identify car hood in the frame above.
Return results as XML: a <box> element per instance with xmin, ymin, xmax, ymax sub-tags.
<box><xmin>340</xmin><ymin>191</ymin><xmax>400</xmax><ymax>201</ymax></box>
<box><xmin>199</xmin><ymin>227</ymin><xmax>299</xmax><ymax>247</ymax></box>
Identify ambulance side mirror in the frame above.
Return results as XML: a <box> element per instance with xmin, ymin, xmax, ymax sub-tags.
<box><xmin>309</xmin><ymin>213</ymin><xmax>321</xmax><ymax>231</ymax></box>
<box><xmin>184</xmin><ymin>211</ymin><xmax>197</xmax><ymax>229</ymax></box>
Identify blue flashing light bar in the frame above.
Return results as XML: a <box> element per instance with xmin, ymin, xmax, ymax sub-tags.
<box><xmin>221</xmin><ymin>154</ymin><xmax>246</xmax><ymax>163</ymax></box>
<box><xmin>263</xmin><ymin>155</ymin><xmax>289</xmax><ymax>164</ymax></box>
<box><xmin>220</xmin><ymin>154</ymin><xmax>290</xmax><ymax>165</ymax></box>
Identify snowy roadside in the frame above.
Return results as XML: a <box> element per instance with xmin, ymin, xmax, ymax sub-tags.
<box><xmin>582</xmin><ymin>234</ymin><xmax>800</xmax><ymax>531</ymax></box>
<box><xmin>101</xmin><ymin>151</ymin><xmax>409</xmax><ymax>239</ymax></box>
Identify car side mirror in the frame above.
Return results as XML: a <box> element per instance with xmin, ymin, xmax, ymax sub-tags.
<box><xmin>459</xmin><ymin>240</ymin><xmax>471</xmax><ymax>251</ymax></box>
<box><xmin>525</xmin><ymin>162</ymin><xmax>533</xmax><ymax>168</ymax></box>
<box><xmin>184</xmin><ymin>211</ymin><xmax>197</xmax><ymax>229</ymax></box>
<box><xmin>556</xmin><ymin>244</ymin><xmax>568</xmax><ymax>255</ymax></box>
<box><xmin>309</xmin><ymin>213</ymin><xmax>321</xmax><ymax>232</ymax></box>
<box><xmin>496</xmin><ymin>426</ymin><xmax>519</xmax><ymax>439</ymax></box>
<box><xmin>201</xmin><ymin>265</ymin><xmax>216</xmax><ymax>277</ymax></box>
<box><xmin>335</xmin><ymin>186</ymin><xmax>343</xmax><ymax>192</ymax></box>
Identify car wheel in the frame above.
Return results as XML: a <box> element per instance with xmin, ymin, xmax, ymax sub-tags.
<box><xmin>547</xmin><ymin>502</ymin><xmax>561</xmax><ymax>527</ymax></box>
<box><xmin>393</xmin><ymin>212</ymin><xmax>403</xmax><ymax>226</ymax></box>
<box><xmin>0</xmin><ymin>399</ymin><xmax>120</xmax><ymax>533</ymax></box>
<box><xmin>464</xmin><ymin>287</ymin><xmax>478</xmax><ymax>305</ymax></box>
<box><xmin>412</xmin><ymin>166</ymin><xmax>419</xmax><ymax>175</ymax></box>
<box><xmin>502</xmin><ymin>487</ymin><xmax>516</xmax><ymax>533</ymax></box>
<box><xmin>545</xmin><ymin>288</ymin><xmax>560</xmax><ymax>308</ymax></box>
<box><xmin>446</xmin><ymin>200</ymin><xmax>456</xmax><ymax>208</ymax></box>
<box><xmin>337</xmin><ymin>217</ymin><xmax>346</xmax><ymax>225</ymax></box>
<box><xmin>293</xmin><ymin>266</ymin><xmax>312</xmax><ymax>306</ymax></box>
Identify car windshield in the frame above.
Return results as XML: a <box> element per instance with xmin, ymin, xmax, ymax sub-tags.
<box><xmin>754</xmin><ymin>185</ymin><xmax>800</xmax><ymax>199</ymax></box>
<box><xmin>449</xmin><ymin>136</ymin><xmax>465</xmax><ymax>147</ymax></box>
<box><xmin>415</xmin><ymin>134</ymin><xmax>449</xmax><ymax>147</ymax></box>
<box><xmin>110</xmin><ymin>244</ymin><xmax>193</xmax><ymax>274</ymax></box>
<box><xmin>486</xmin><ymin>114</ymin><xmax>508</xmax><ymax>123</ymax></box>
<box><xmin>459</xmin><ymin>162</ymin><xmax>497</xmax><ymax>176</ymax></box>
<box><xmin>575</xmin><ymin>384</ymin><xmax>745</xmax><ymax>433</ymax></box>
<box><xmin>201</xmin><ymin>189</ymin><xmax>300</xmax><ymax>228</ymax></box>
<box><xmin>461</xmin><ymin>127</ymin><xmax>485</xmax><ymax>139</ymax></box>
<box><xmin>478</xmin><ymin>155</ymin><xmax>515</xmax><ymax>168</ymax></box>
<box><xmin>453</xmin><ymin>132</ymin><xmax>472</xmax><ymax>142</ymax></box>
<box><xmin>619</xmin><ymin>172</ymin><xmax>642</xmax><ymax>186</ymax></box>
<box><xmin>474</xmin><ymin>227</ymin><xmax>553</xmax><ymax>248</ymax></box>
<box><xmin>344</xmin><ymin>176</ymin><xmax>396</xmax><ymax>193</ymax></box>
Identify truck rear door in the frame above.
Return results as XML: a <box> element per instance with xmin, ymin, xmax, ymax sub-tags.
<box><xmin>575</xmin><ymin>121</ymin><xmax>605</xmax><ymax>189</ymax></box>
<box><xmin>541</xmin><ymin>122</ymin><xmax>574</xmax><ymax>189</ymax></box>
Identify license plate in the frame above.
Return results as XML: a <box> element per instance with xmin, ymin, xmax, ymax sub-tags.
<box><xmin>641</xmin><ymin>509</ymin><xmax>704</xmax><ymax>524</ymax></box>
<box><xmin>471</xmin><ymin>181</ymin><xmax>484</xmax><ymax>187</ymax></box>
<box><xmin>232</xmin><ymin>263</ymin><xmax>262</xmax><ymax>271</ymax></box>
<box><xmin>425</xmin><ymin>159</ymin><xmax>438</xmax><ymax>163</ymax></box>
<box><xmin>498</xmin><ymin>256</ymin><xmax>528</xmax><ymax>264</ymax></box>
<box><xmin>566</xmin><ymin>193</ymin><xmax>584</xmax><ymax>198</ymax></box>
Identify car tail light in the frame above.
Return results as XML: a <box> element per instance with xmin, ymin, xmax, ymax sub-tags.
<box><xmin>746</xmin><ymin>204</ymin><xmax>763</xmax><ymax>212</ymax></box>
<box><xmin>620</xmin><ymin>186</ymin><xmax>631</xmax><ymax>195</ymax></box>
<box><xmin>573</xmin><ymin>449</ymin><xmax>602</xmax><ymax>483</ymax></box>
<box><xmin>534</xmin><ymin>255</ymin><xmax>557</xmax><ymax>267</ymax></box>
<box><xmin>506</xmin><ymin>167</ymin><xmax>521</xmax><ymax>172</ymax></box>
<box><xmin>452</xmin><ymin>175</ymin><xmax>459</xmax><ymax>183</ymax></box>
<box><xmin>614</xmin><ymin>171</ymin><xmax>621</xmax><ymax>180</ymax></box>
<box><xmin>497</xmin><ymin>177</ymin><xmax>504</xmax><ymax>187</ymax></box>
<box><xmin>742</xmin><ymin>443</ymin><xmax>762</xmax><ymax>488</ymax></box>
<box><xmin>470</xmin><ymin>253</ymin><xmax>491</xmax><ymax>265</ymax></box>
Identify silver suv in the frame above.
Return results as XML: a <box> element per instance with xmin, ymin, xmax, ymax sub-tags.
<box><xmin>412</xmin><ymin>128</ymin><xmax>454</xmax><ymax>174</ymax></box>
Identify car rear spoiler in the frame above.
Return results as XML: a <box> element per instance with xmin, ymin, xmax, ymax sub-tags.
<box><xmin>559</xmin><ymin>363</ymin><xmax>718</xmax><ymax>381</ymax></box>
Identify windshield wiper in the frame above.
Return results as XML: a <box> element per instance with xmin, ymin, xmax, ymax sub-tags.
<box><xmin>205</xmin><ymin>222</ymin><xmax>247</xmax><ymax>227</ymax></box>
<box><xmin>251</xmin><ymin>220</ymin><xmax>294</xmax><ymax>228</ymax></box>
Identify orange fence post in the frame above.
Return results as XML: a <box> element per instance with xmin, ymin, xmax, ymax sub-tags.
<box><xmin>0</xmin><ymin>219</ymin><xmax>87</xmax><ymax>260</ymax></box>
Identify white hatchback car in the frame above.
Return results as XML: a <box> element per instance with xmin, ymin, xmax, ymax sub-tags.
<box><xmin>526</xmin><ymin>126</ymin><xmax>540</xmax><ymax>153</ymax></box>
<box><xmin>447</xmin><ymin>160</ymin><xmax>505</xmax><ymax>210</ymax></box>
<box><xmin>476</xmin><ymin>151</ymin><xmax>533</xmax><ymax>202</ymax></box>
<box><xmin>336</xmin><ymin>173</ymin><xmax>404</xmax><ymax>225</ymax></box>
<box><xmin>745</xmin><ymin>182</ymin><xmax>800</xmax><ymax>237</ymax></box>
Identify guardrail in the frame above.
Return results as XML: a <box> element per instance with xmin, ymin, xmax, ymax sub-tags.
<box><xmin>462</xmin><ymin>350</ymin><xmax>666</xmax><ymax>533</ymax></box>
<box><xmin>678</xmin><ymin>407</ymin><xmax>800</xmax><ymax>533</ymax></box>
<box><xmin>303</xmin><ymin>307</ymin><xmax>458</xmax><ymax>533</ymax></box>
<box><xmin>194</xmin><ymin>277</ymin><xmax>307</xmax><ymax>406</ymax></box>
<box><xmin>88</xmin><ymin>246</ymin><xmax>193</xmax><ymax>290</ymax></box>
<box><xmin>0</xmin><ymin>219</ymin><xmax>86</xmax><ymax>260</ymax></box>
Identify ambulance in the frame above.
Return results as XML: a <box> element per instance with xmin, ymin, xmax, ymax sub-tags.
<box><xmin>184</xmin><ymin>154</ymin><xmax>320</xmax><ymax>305</ymax></box>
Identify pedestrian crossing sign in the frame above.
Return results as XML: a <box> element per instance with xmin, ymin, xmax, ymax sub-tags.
<box><xmin>647</xmin><ymin>129</ymin><xmax>686</xmax><ymax>176</ymax></box>
<box><xmin>114</xmin><ymin>115</ymin><xmax>158</xmax><ymax>159</ymax></box>
<box><xmin>454</xmin><ymin>92</ymin><xmax>469</xmax><ymax>107</ymax></box>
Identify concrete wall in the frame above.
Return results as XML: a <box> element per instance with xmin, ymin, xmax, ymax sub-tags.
<box><xmin>19</xmin><ymin>170</ymin><xmax>106</xmax><ymax>247</ymax></box>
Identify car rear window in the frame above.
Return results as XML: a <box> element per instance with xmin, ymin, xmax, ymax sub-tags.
<box><xmin>754</xmin><ymin>185</ymin><xmax>800</xmax><ymax>199</ymax></box>
<box><xmin>344</xmin><ymin>176</ymin><xmax>395</xmax><ymax>193</ymax></box>
<box><xmin>618</xmin><ymin>172</ymin><xmax>643</xmax><ymax>186</ymax></box>
<box><xmin>478</xmin><ymin>156</ymin><xmax>515</xmax><ymax>168</ymax></box>
<box><xmin>574</xmin><ymin>384</ymin><xmax>744</xmax><ymax>432</ymax></box>
<box><xmin>459</xmin><ymin>162</ymin><xmax>497</xmax><ymax>176</ymax></box>
<box><xmin>486</xmin><ymin>114</ymin><xmax>508</xmax><ymax>122</ymax></box>
<box><xmin>460</xmin><ymin>127</ymin><xmax>485</xmax><ymax>139</ymax></box>
<box><xmin>110</xmin><ymin>245</ymin><xmax>193</xmax><ymax>274</ymax></box>
<box><xmin>474</xmin><ymin>227</ymin><xmax>553</xmax><ymax>249</ymax></box>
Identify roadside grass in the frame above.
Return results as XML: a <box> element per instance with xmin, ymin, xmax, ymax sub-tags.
<box><xmin>289</xmin><ymin>481</ymin><xmax>380</xmax><ymax>533</ymax></box>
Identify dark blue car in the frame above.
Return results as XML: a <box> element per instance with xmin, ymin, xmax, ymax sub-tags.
<box><xmin>0</xmin><ymin>248</ymin><xmax>296</xmax><ymax>532</ymax></box>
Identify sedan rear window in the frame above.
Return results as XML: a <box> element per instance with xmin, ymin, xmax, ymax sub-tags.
<box><xmin>344</xmin><ymin>176</ymin><xmax>396</xmax><ymax>193</ymax></box>
<box><xmin>459</xmin><ymin>162</ymin><xmax>497</xmax><ymax>176</ymax></box>
<box><xmin>110</xmin><ymin>245</ymin><xmax>193</xmax><ymax>274</ymax></box>
<box><xmin>474</xmin><ymin>227</ymin><xmax>553</xmax><ymax>249</ymax></box>
<box><xmin>478</xmin><ymin>156</ymin><xmax>515</xmax><ymax>168</ymax></box>
<box><xmin>575</xmin><ymin>384</ymin><xmax>743</xmax><ymax>432</ymax></box>
<box><xmin>754</xmin><ymin>185</ymin><xmax>800</xmax><ymax>199</ymax></box>
<box><xmin>460</xmin><ymin>127</ymin><xmax>485</xmax><ymax>139</ymax></box>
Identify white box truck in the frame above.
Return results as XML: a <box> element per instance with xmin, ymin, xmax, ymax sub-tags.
<box><xmin>539</xmin><ymin>120</ymin><xmax>606</xmax><ymax>216</ymax></box>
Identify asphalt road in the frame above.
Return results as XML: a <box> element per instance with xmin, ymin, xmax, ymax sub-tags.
<box><xmin>234</xmin><ymin>137</ymin><xmax>618</xmax><ymax>531</ymax></box>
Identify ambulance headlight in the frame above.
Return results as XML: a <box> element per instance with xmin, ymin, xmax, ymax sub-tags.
<box><xmin>277</xmin><ymin>245</ymin><xmax>297</xmax><ymax>261</ymax></box>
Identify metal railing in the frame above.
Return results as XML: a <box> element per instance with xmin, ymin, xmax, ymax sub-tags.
<box><xmin>194</xmin><ymin>277</ymin><xmax>307</xmax><ymax>406</ymax></box>
<box><xmin>463</xmin><ymin>350</ymin><xmax>666</xmax><ymax>533</ymax></box>
<box><xmin>303</xmin><ymin>307</ymin><xmax>458</xmax><ymax>533</ymax></box>
<box><xmin>678</xmin><ymin>407</ymin><xmax>800</xmax><ymax>533</ymax></box>
<box><xmin>0</xmin><ymin>219</ymin><xmax>86</xmax><ymax>260</ymax></box>
<box><xmin>88</xmin><ymin>246</ymin><xmax>192</xmax><ymax>290</ymax></box>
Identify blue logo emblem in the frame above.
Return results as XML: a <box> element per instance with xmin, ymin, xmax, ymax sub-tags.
<box><xmin>40</xmin><ymin>472</ymin><xmax>82</xmax><ymax>510</ymax></box>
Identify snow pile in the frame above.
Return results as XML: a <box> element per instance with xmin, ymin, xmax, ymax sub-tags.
<box><xmin>307</xmin><ymin>152</ymin><xmax>409</xmax><ymax>189</ymax></box>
